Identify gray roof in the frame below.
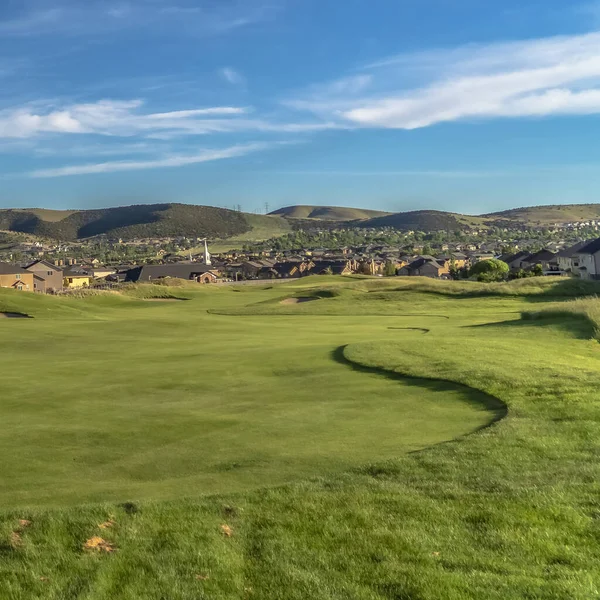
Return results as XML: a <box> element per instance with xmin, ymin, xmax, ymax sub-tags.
<box><xmin>523</xmin><ymin>249</ymin><xmax>556</xmax><ymax>263</ymax></box>
<box><xmin>0</xmin><ymin>263</ymin><xmax>30</xmax><ymax>275</ymax></box>
<box><xmin>575</xmin><ymin>238</ymin><xmax>600</xmax><ymax>255</ymax></box>
<box><xmin>63</xmin><ymin>267</ymin><xmax>90</xmax><ymax>277</ymax></box>
<box><xmin>406</xmin><ymin>257</ymin><xmax>444</xmax><ymax>270</ymax></box>
<box><xmin>498</xmin><ymin>251</ymin><xmax>531</xmax><ymax>264</ymax></box>
<box><xmin>556</xmin><ymin>241</ymin><xmax>590</xmax><ymax>258</ymax></box>
<box><xmin>126</xmin><ymin>264</ymin><xmax>215</xmax><ymax>282</ymax></box>
<box><xmin>26</xmin><ymin>260</ymin><xmax>63</xmax><ymax>272</ymax></box>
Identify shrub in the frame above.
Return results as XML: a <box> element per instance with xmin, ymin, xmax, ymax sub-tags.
<box><xmin>469</xmin><ymin>259</ymin><xmax>509</xmax><ymax>282</ymax></box>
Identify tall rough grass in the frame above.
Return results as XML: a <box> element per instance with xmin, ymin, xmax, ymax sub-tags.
<box><xmin>55</xmin><ymin>283</ymin><xmax>192</xmax><ymax>300</ymax></box>
<box><xmin>365</xmin><ymin>276</ymin><xmax>600</xmax><ymax>298</ymax></box>
<box><xmin>52</xmin><ymin>288</ymin><xmax>119</xmax><ymax>298</ymax></box>
<box><xmin>119</xmin><ymin>283</ymin><xmax>192</xmax><ymax>300</ymax></box>
<box><xmin>522</xmin><ymin>295</ymin><xmax>600</xmax><ymax>338</ymax></box>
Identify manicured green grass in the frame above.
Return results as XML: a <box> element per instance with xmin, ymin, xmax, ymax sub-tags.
<box><xmin>1</xmin><ymin>276</ymin><xmax>599</xmax><ymax>598</ymax></box>
<box><xmin>0</xmin><ymin>282</ymin><xmax>497</xmax><ymax>507</ymax></box>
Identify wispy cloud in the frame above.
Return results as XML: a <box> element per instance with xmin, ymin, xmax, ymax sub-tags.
<box><xmin>0</xmin><ymin>100</ymin><xmax>246</xmax><ymax>138</ymax></box>
<box><xmin>32</xmin><ymin>141</ymin><xmax>159</xmax><ymax>158</ymax></box>
<box><xmin>0</xmin><ymin>1</ymin><xmax>277</xmax><ymax>37</ymax></box>
<box><xmin>270</xmin><ymin>169</ymin><xmax>514</xmax><ymax>178</ymax></box>
<box><xmin>220</xmin><ymin>67</ymin><xmax>246</xmax><ymax>86</ymax></box>
<box><xmin>0</xmin><ymin>99</ymin><xmax>335</xmax><ymax>139</ymax></box>
<box><xmin>29</xmin><ymin>142</ymin><xmax>275</xmax><ymax>178</ymax></box>
<box><xmin>290</xmin><ymin>31</ymin><xmax>600</xmax><ymax>129</ymax></box>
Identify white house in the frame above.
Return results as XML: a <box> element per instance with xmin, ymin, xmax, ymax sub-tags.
<box><xmin>574</xmin><ymin>239</ymin><xmax>600</xmax><ymax>280</ymax></box>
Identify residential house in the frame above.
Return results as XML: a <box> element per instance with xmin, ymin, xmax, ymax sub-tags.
<box><xmin>521</xmin><ymin>249</ymin><xmax>558</xmax><ymax>274</ymax></box>
<box><xmin>470</xmin><ymin>253</ymin><xmax>496</xmax><ymax>263</ymax></box>
<box><xmin>574</xmin><ymin>238</ymin><xmax>600</xmax><ymax>280</ymax></box>
<box><xmin>398</xmin><ymin>256</ymin><xmax>450</xmax><ymax>278</ymax></box>
<box><xmin>25</xmin><ymin>260</ymin><xmax>64</xmax><ymax>293</ymax></box>
<box><xmin>308</xmin><ymin>260</ymin><xmax>354</xmax><ymax>276</ymax></box>
<box><xmin>125</xmin><ymin>264</ymin><xmax>220</xmax><ymax>284</ymax></box>
<box><xmin>0</xmin><ymin>264</ymin><xmax>34</xmax><ymax>291</ymax></box>
<box><xmin>357</xmin><ymin>258</ymin><xmax>385</xmax><ymax>276</ymax></box>
<box><xmin>240</xmin><ymin>260</ymin><xmax>276</xmax><ymax>279</ymax></box>
<box><xmin>498</xmin><ymin>251</ymin><xmax>533</xmax><ymax>272</ymax></box>
<box><xmin>450</xmin><ymin>252</ymin><xmax>469</xmax><ymax>269</ymax></box>
<box><xmin>63</xmin><ymin>267</ymin><xmax>92</xmax><ymax>289</ymax></box>
<box><xmin>556</xmin><ymin>241</ymin><xmax>589</xmax><ymax>274</ymax></box>
<box><xmin>268</xmin><ymin>261</ymin><xmax>315</xmax><ymax>279</ymax></box>
<box><xmin>87</xmin><ymin>267</ymin><xmax>117</xmax><ymax>280</ymax></box>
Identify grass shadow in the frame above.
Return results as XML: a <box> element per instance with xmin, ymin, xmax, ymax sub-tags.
<box><xmin>467</xmin><ymin>315</ymin><xmax>596</xmax><ymax>340</ymax></box>
<box><xmin>330</xmin><ymin>345</ymin><xmax>507</xmax><ymax>423</ymax></box>
<box><xmin>373</xmin><ymin>278</ymin><xmax>600</xmax><ymax>303</ymax></box>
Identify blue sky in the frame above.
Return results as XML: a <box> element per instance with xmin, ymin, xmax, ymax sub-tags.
<box><xmin>2</xmin><ymin>0</ymin><xmax>600</xmax><ymax>214</ymax></box>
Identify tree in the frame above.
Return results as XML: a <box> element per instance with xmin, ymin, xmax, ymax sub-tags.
<box><xmin>384</xmin><ymin>261</ymin><xmax>397</xmax><ymax>277</ymax></box>
<box><xmin>531</xmin><ymin>264</ymin><xmax>544</xmax><ymax>277</ymax></box>
<box><xmin>469</xmin><ymin>259</ymin><xmax>509</xmax><ymax>282</ymax></box>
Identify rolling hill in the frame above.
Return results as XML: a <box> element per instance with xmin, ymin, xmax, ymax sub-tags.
<box><xmin>275</xmin><ymin>203</ymin><xmax>600</xmax><ymax>230</ymax></box>
<box><xmin>270</xmin><ymin>205</ymin><xmax>391</xmax><ymax>221</ymax></box>
<box><xmin>0</xmin><ymin>204</ymin><xmax>290</xmax><ymax>241</ymax></box>
<box><xmin>484</xmin><ymin>204</ymin><xmax>600</xmax><ymax>225</ymax></box>
<box><xmin>358</xmin><ymin>210</ymin><xmax>483</xmax><ymax>231</ymax></box>
<box><xmin>2</xmin><ymin>201</ymin><xmax>599</xmax><ymax>242</ymax></box>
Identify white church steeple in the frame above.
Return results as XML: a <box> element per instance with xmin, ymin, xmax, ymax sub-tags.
<box><xmin>202</xmin><ymin>239</ymin><xmax>212</xmax><ymax>266</ymax></box>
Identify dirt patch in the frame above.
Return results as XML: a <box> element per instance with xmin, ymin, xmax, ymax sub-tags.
<box><xmin>280</xmin><ymin>297</ymin><xmax>318</xmax><ymax>305</ymax></box>
<box><xmin>0</xmin><ymin>312</ymin><xmax>30</xmax><ymax>319</ymax></box>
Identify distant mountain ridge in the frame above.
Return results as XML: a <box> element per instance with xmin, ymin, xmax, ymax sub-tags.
<box><xmin>0</xmin><ymin>204</ymin><xmax>287</xmax><ymax>241</ymax></box>
<box><xmin>1</xmin><ymin>202</ymin><xmax>599</xmax><ymax>241</ymax></box>
<box><xmin>273</xmin><ymin>203</ymin><xmax>600</xmax><ymax>229</ymax></box>
<box><xmin>270</xmin><ymin>205</ymin><xmax>391</xmax><ymax>220</ymax></box>
<box><xmin>483</xmin><ymin>204</ymin><xmax>600</xmax><ymax>224</ymax></box>
<box><xmin>358</xmin><ymin>210</ymin><xmax>470</xmax><ymax>231</ymax></box>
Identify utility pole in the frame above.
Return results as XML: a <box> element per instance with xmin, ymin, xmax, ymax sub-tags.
<box><xmin>264</xmin><ymin>202</ymin><xmax>270</xmax><ymax>214</ymax></box>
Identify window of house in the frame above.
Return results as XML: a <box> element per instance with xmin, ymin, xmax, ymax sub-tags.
<box><xmin>15</xmin><ymin>274</ymin><xmax>21</xmax><ymax>280</ymax></box>
<box><xmin>47</xmin><ymin>271</ymin><xmax>53</xmax><ymax>275</ymax></box>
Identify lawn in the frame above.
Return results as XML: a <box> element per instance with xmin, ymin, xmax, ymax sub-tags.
<box><xmin>1</xmin><ymin>276</ymin><xmax>599</xmax><ymax>599</ymax></box>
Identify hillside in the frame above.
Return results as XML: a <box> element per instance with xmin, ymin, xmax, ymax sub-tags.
<box><xmin>0</xmin><ymin>204</ymin><xmax>289</xmax><ymax>241</ymax></box>
<box><xmin>270</xmin><ymin>205</ymin><xmax>391</xmax><ymax>221</ymax></box>
<box><xmin>3</xmin><ymin>201</ymin><xmax>600</xmax><ymax>241</ymax></box>
<box><xmin>359</xmin><ymin>210</ymin><xmax>481</xmax><ymax>231</ymax></box>
<box><xmin>484</xmin><ymin>204</ymin><xmax>600</xmax><ymax>225</ymax></box>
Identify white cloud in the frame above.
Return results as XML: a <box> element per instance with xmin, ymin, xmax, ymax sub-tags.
<box><xmin>0</xmin><ymin>100</ymin><xmax>248</xmax><ymax>138</ymax></box>
<box><xmin>220</xmin><ymin>67</ymin><xmax>246</xmax><ymax>86</ymax></box>
<box><xmin>271</xmin><ymin>169</ymin><xmax>514</xmax><ymax>178</ymax></box>
<box><xmin>33</xmin><ymin>141</ymin><xmax>158</xmax><ymax>157</ymax></box>
<box><xmin>0</xmin><ymin>1</ymin><xmax>276</xmax><ymax>37</ymax></box>
<box><xmin>0</xmin><ymin>99</ymin><xmax>335</xmax><ymax>139</ymax></box>
<box><xmin>0</xmin><ymin>8</ymin><xmax>64</xmax><ymax>36</ymax></box>
<box><xmin>29</xmin><ymin>142</ymin><xmax>274</xmax><ymax>178</ymax></box>
<box><xmin>291</xmin><ymin>31</ymin><xmax>600</xmax><ymax>129</ymax></box>
<box><xmin>147</xmin><ymin>107</ymin><xmax>246</xmax><ymax>119</ymax></box>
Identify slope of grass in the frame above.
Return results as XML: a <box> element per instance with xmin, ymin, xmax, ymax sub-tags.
<box><xmin>14</xmin><ymin>208</ymin><xmax>77</xmax><ymax>222</ymax></box>
<box><xmin>0</xmin><ymin>205</ymin><xmax>290</xmax><ymax>241</ymax></box>
<box><xmin>485</xmin><ymin>203</ymin><xmax>600</xmax><ymax>224</ymax></box>
<box><xmin>359</xmin><ymin>210</ymin><xmax>484</xmax><ymax>231</ymax></box>
<box><xmin>522</xmin><ymin>295</ymin><xmax>600</xmax><ymax>338</ymax></box>
<box><xmin>270</xmin><ymin>205</ymin><xmax>391</xmax><ymax>220</ymax></box>
<box><xmin>0</xmin><ymin>284</ymin><xmax>497</xmax><ymax>509</ymax></box>
<box><xmin>1</xmin><ymin>278</ymin><xmax>600</xmax><ymax>598</ymax></box>
<box><xmin>207</xmin><ymin>214</ymin><xmax>292</xmax><ymax>252</ymax></box>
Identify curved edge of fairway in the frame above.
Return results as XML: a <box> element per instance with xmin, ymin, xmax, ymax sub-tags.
<box><xmin>335</xmin><ymin>344</ymin><xmax>508</xmax><ymax>443</ymax></box>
